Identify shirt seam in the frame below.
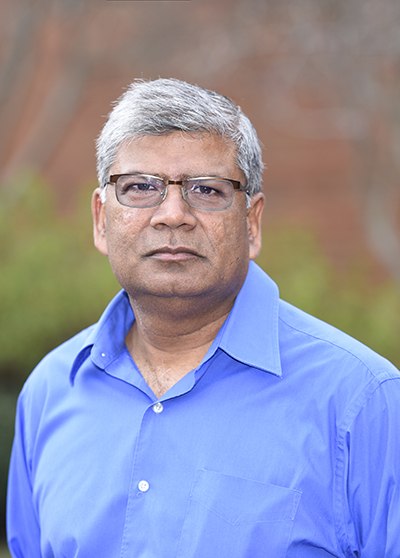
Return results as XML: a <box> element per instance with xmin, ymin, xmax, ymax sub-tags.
<box><xmin>278</xmin><ymin>313</ymin><xmax>392</xmax><ymax>382</ymax></box>
<box><xmin>333</xmin><ymin>376</ymin><xmax>400</xmax><ymax>557</ymax></box>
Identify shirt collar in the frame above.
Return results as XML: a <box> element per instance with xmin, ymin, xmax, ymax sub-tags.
<box><xmin>218</xmin><ymin>261</ymin><xmax>282</xmax><ymax>377</ymax></box>
<box><xmin>69</xmin><ymin>261</ymin><xmax>282</xmax><ymax>384</ymax></box>
<box><xmin>69</xmin><ymin>290</ymin><xmax>133</xmax><ymax>385</ymax></box>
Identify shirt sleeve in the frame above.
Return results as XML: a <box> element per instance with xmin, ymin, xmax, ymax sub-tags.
<box><xmin>7</xmin><ymin>388</ymin><xmax>42</xmax><ymax>558</ymax></box>
<box><xmin>335</xmin><ymin>376</ymin><xmax>400</xmax><ymax>557</ymax></box>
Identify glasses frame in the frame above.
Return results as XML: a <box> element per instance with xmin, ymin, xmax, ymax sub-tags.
<box><xmin>106</xmin><ymin>173</ymin><xmax>245</xmax><ymax>211</ymax></box>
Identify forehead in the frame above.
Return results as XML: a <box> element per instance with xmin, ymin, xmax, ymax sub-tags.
<box><xmin>110</xmin><ymin>132</ymin><xmax>243</xmax><ymax>182</ymax></box>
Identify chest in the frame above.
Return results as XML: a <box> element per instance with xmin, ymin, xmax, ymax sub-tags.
<box><xmin>31</xmin><ymin>359</ymin><xmax>340</xmax><ymax>557</ymax></box>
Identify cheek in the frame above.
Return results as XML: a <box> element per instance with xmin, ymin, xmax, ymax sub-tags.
<box><xmin>226</xmin><ymin>210</ymin><xmax>248</xmax><ymax>245</ymax></box>
<box><xmin>212</xmin><ymin>212</ymin><xmax>249</xmax><ymax>266</ymax></box>
<box><xmin>105</xmin><ymin>207</ymin><xmax>148</xmax><ymax>250</ymax></box>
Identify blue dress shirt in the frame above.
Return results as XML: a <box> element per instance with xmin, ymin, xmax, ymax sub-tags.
<box><xmin>7</xmin><ymin>262</ymin><xmax>400</xmax><ymax>557</ymax></box>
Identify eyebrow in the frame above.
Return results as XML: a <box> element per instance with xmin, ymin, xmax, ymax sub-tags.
<box><xmin>114</xmin><ymin>171</ymin><xmax>226</xmax><ymax>180</ymax></box>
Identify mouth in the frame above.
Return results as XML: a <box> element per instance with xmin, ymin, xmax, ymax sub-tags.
<box><xmin>146</xmin><ymin>246</ymin><xmax>201</xmax><ymax>262</ymax></box>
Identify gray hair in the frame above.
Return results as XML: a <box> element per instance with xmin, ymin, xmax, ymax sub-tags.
<box><xmin>96</xmin><ymin>78</ymin><xmax>263</xmax><ymax>203</ymax></box>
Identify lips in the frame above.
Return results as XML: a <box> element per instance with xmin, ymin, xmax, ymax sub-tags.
<box><xmin>146</xmin><ymin>246</ymin><xmax>201</xmax><ymax>262</ymax></box>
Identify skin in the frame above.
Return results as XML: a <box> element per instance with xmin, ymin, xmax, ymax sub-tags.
<box><xmin>92</xmin><ymin>132</ymin><xmax>264</xmax><ymax>397</ymax></box>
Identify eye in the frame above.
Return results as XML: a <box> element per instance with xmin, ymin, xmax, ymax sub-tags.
<box><xmin>184</xmin><ymin>179</ymin><xmax>234</xmax><ymax>209</ymax></box>
<box><xmin>123</xmin><ymin>180</ymin><xmax>157</xmax><ymax>192</ymax></box>
<box><xmin>190</xmin><ymin>183</ymin><xmax>220</xmax><ymax>196</ymax></box>
<box><xmin>113</xmin><ymin>174</ymin><xmax>165</xmax><ymax>208</ymax></box>
<box><xmin>196</xmin><ymin>185</ymin><xmax>212</xmax><ymax>195</ymax></box>
<box><xmin>135</xmin><ymin>182</ymin><xmax>156</xmax><ymax>191</ymax></box>
<box><xmin>117</xmin><ymin>175</ymin><xmax>163</xmax><ymax>195</ymax></box>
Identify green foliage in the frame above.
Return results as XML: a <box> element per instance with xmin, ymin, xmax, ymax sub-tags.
<box><xmin>257</xmin><ymin>227</ymin><xmax>400</xmax><ymax>368</ymax></box>
<box><xmin>0</xmin><ymin>390</ymin><xmax>18</xmax><ymax>538</ymax></box>
<box><xmin>0</xmin><ymin>176</ymin><xmax>119</xmax><ymax>387</ymax></box>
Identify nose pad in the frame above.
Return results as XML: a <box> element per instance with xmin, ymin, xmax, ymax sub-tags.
<box><xmin>180</xmin><ymin>186</ymin><xmax>190</xmax><ymax>206</ymax></box>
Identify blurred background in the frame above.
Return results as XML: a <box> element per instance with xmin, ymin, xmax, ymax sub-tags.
<box><xmin>1</xmin><ymin>0</ymin><xmax>400</xmax><ymax>548</ymax></box>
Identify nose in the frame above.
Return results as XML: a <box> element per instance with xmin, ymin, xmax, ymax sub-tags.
<box><xmin>149</xmin><ymin>184</ymin><xmax>197</xmax><ymax>230</ymax></box>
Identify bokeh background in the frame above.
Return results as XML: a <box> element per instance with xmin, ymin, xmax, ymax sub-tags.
<box><xmin>1</xmin><ymin>0</ymin><xmax>400</xmax><ymax>546</ymax></box>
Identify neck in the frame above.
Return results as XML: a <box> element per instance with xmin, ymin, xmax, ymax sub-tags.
<box><xmin>125</xmin><ymin>295</ymin><xmax>234</xmax><ymax>397</ymax></box>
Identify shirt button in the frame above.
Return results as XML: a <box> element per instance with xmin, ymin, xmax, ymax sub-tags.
<box><xmin>152</xmin><ymin>402</ymin><xmax>163</xmax><ymax>413</ymax></box>
<box><xmin>138</xmin><ymin>480</ymin><xmax>149</xmax><ymax>492</ymax></box>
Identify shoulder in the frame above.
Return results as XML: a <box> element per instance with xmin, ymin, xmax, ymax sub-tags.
<box><xmin>33</xmin><ymin>325</ymin><xmax>95</xmax><ymax>376</ymax></box>
<box><xmin>13</xmin><ymin>325</ymin><xmax>96</xmax><ymax>457</ymax></box>
<box><xmin>278</xmin><ymin>298</ymin><xmax>400</xmax><ymax>385</ymax></box>
<box><xmin>19</xmin><ymin>325</ymin><xmax>95</xmax><ymax>407</ymax></box>
<box><xmin>18</xmin><ymin>290</ymin><xmax>130</xmax><ymax>418</ymax></box>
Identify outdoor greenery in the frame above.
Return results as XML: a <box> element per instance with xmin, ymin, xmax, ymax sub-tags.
<box><xmin>0</xmin><ymin>178</ymin><xmax>399</xmax><ymax>541</ymax></box>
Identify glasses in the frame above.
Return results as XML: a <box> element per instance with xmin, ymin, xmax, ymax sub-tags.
<box><xmin>106</xmin><ymin>173</ymin><xmax>245</xmax><ymax>211</ymax></box>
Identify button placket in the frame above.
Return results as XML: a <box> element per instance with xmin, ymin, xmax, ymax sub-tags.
<box><xmin>135</xmin><ymin>403</ymin><xmax>164</xmax><ymax>498</ymax></box>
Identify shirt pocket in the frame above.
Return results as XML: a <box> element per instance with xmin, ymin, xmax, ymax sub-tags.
<box><xmin>176</xmin><ymin>469</ymin><xmax>301</xmax><ymax>558</ymax></box>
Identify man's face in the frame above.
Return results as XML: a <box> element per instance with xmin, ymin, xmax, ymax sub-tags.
<box><xmin>92</xmin><ymin>132</ymin><xmax>264</xmax><ymax>310</ymax></box>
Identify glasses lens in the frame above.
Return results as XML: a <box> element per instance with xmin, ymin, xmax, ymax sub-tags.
<box><xmin>115</xmin><ymin>175</ymin><xmax>164</xmax><ymax>207</ymax></box>
<box><xmin>185</xmin><ymin>179</ymin><xmax>234</xmax><ymax>210</ymax></box>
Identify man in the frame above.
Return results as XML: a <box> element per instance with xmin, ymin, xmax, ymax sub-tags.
<box><xmin>7</xmin><ymin>78</ymin><xmax>400</xmax><ymax>557</ymax></box>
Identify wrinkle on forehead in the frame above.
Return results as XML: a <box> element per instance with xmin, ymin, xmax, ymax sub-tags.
<box><xmin>109</xmin><ymin>132</ymin><xmax>243</xmax><ymax>186</ymax></box>
<box><xmin>121</xmin><ymin>130</ymin><xmax>235</xmax><ymax>151</ymax></box>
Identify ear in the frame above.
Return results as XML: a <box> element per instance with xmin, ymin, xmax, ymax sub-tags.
<box><xmin>91</xmin><ymin>188</ymin><xmax>109</xmax><ymax>256</ymax></box>
<box><xmin>247</xmin><ymin>193</ymin><xmax>264</xmax><ymax>261</ymax></box>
